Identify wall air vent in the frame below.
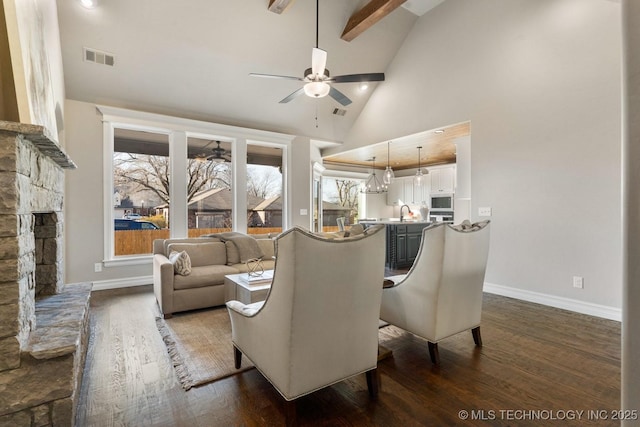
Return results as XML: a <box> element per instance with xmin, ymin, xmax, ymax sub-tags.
<box><xmin>83</xmin><ymin>47</ymin><xmax>115</xmax><ymax>66</ymax></box>
<box><xmin>332</xmin><ymin>108</ymin><xmax>347</xmax><ymax>116</ymax></box>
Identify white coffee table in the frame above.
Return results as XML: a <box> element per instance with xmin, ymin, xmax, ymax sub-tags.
<box><xmin>224</xmin><ymin>270</ymin><xmax>274</xmax><ymax>304</ymax></box>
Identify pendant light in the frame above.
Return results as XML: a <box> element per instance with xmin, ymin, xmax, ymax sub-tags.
<box><xmin>383</xmin><ymin>141</ymin><xmax>395</xmax><ymax>185</ymax></box>
<box><xmin>361</xmin><ymin>157</ymin><xmax>387</xmax><ymax>194</ymax></box>
<box><xmin>414</xmin><ymin>146</ymin><xmax>429</xmax><ymax>193</ymax></box>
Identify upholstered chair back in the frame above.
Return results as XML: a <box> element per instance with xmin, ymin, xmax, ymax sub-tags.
<box><xmin>380</xmin><ymin>221</ymin><xmax>490</xmax><ymax>343</ymax></box>
<box><xmin>228</xmin><ymin>224</ymin><xmax>386</xmax><ymax>401</ymax></box>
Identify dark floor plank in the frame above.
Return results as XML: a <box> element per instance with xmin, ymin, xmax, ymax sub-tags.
<box><xmin>76</xmin><ymin>286</ymin><xmax>620</xmax><ymax>426</ymax></box>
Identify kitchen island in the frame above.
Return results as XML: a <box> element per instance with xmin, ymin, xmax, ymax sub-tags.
<box><xmin>359</xmin><ymin>220</ymin><xmax>433</xmax><ymax>269</ymax></box>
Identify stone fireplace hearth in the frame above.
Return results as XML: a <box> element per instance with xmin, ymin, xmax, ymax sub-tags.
<box><xmin>0</xmin><ymin>121</ymin><xmax>90</xmax><ymax>426</ymax></box>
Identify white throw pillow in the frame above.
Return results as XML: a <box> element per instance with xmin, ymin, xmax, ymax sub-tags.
<box><xmin>169</xmin><ymin>250</ymin><xmax>192</xmax><ymax>276</ymax></box>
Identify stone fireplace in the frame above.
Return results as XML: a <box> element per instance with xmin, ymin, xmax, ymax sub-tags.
<box><xmin>0</xmin><ymin>121</ymin><xmax>90</xmax><ymax>426</ymax></box>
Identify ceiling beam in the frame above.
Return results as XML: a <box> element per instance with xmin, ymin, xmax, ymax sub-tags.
<box><xmin>341</xmin><ymin>0</ymin><xmax>407</xmax><ymax>42</ymax></box>
<box><xmin>268</xmin><ymin>0</ymin><xmax>296</xmax><ymax>14</ymax></box>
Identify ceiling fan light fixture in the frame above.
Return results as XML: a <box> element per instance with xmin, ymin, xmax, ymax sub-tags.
<box><xmin>304</xmin><ymin>81</ymin><xmax>330</xmax><ymax>98</ymax></box>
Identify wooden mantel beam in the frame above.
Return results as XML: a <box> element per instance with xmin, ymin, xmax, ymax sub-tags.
<box><xmin>268</xmin><ymin>0</ymin><xmax>296</xmax><ymax>14</ymax></box>
<box><xmin>341</xmin><ymin>0</ymin><xmax>407</xmax><ymax>42</ymax></box>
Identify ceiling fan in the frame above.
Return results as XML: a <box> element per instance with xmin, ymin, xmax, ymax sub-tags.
<box><xmin>195</xmin><ymin>140</ymin><xmax>231</xmax><ymax>163</ymax></box>
<box><xmin>250</xmin><ymin>0</ymin><xmax>385</xmax><ymax>106</ymax></box>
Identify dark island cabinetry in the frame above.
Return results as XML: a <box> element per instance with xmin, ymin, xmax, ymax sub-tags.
<box><xmin>361</xmin><ymin>222</ymin><xmax>432</xmax><ymax>269</ymax></box>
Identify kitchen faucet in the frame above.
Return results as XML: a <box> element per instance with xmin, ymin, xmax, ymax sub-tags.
<box><xmin>400</xmin><ymin>204</ymin><xmax>412</xmax><ymax>222</ymax></box>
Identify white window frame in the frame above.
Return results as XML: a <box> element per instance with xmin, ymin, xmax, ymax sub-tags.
<box><xmin>97</xmin><ymin>105</ymin><xmax>294</xmax><ymax>267</ymax></box>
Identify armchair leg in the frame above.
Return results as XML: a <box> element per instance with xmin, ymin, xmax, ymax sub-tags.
<box><xmin>472</xmin><ymin>326</ymin><xmax>482</xmax><ymax>347</ymax></box>
<box><xmin>428</xmin><ymin>341</ymin><xmax>440</xmax><ymax>364</ymax></box>
<box><xmin>163</xmin><ymin>312</ymin><xmax>173</xmax><ymax>319</ymax></box>
<box><xmin>366</xmin><ymin>368</ymin><xmax>379</xmax><ymax>399</ymax></box>
<box><xmin>234</xmin><ymin>345</ymin><xmax>242</xmax><ymax>369</ymax></box>
<box><xmin>284</xmin><ymin>399</ymin><xmax>297</xmax><ymax>427</ymax></box>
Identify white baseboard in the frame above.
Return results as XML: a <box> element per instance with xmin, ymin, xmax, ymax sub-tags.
<box><xmin>483</xmin><ymin>282</ymin><xmax>621</xmax><ymax>322</ymax></box>
<box><xmin>92</xmin><ymin>275</ymin><xmax>153</xmax><ymax>291</ymax></box>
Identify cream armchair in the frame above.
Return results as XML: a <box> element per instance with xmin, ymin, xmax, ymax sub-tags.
<box><xmin>380</xmin><ymin>220</ymin><xmax>490</xmax><ymax>364</ymax></box>
<box><xmin>226</xmin><ymin>225</ymin><xmax>386</xmax><ymax>420</ymax></box>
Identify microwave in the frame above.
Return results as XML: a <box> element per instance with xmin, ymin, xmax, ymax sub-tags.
<box><xmin>430</xmin><ymin>194</ymin><xmax>454</xmax><ymax>211</ymax></box>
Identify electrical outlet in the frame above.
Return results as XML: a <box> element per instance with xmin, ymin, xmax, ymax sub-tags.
<box><xmin>94</xmin><ymin>262</ymin><xmax>103</xmax><ymax>273</ymax></box>
<box><xmin>299</xmin><ymin>209</ymin><xmax>308</xmax><ymax>216</ymax></box>
<box><xmin>572</xmin><ymin>276</ymin><xmax>584</xmax><ymax>289</ymax></box>
<box><xmin>478</xmin><ymin>207</ymin><xmax>492</xmax><ymax>217</ymax></box>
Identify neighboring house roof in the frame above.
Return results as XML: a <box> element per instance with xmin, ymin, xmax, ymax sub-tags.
<box><xmin>320</xmin><ymin>201</ymin><xmax>353</xmax><ymax>212</ymax></box>
<box><xmin>179</xmin><ymin>188</ymin><xmax>265</xmax><ymax>211</ymax></box>
<box><xmin>253</xmin><ymin>196</ymin><xmax>282</xmax><ymax>211</ymax></box>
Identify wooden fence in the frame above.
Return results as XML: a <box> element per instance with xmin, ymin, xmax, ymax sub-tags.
<box><xmin>114</xmin><ymin>227</ymin><xmax>284</xmax><ymax>256</ymax></box>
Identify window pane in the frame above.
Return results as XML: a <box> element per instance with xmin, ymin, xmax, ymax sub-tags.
<box><xmin>247</xmin><ymin>144</ymin><xmax>283</xmax><ymax>236</ymax></box>
<box><xmin>322</xmin><ymin>177</ymin><xmax>362</xmax><ymax>232</ymax></box>
<box><xmin>113</xmin><ymin>129</ymin><xmax>169</xmax><ymax>256</ymax></box>
<box><xmin>187</xmin><ymin>138</ymin><xmax>233</xmax><ymax>237</ymax></box>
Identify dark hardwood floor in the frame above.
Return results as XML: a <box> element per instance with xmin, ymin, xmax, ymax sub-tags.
<box><xmin>76</xmin><ymin>285</ymin><xmax>620</xmax><ymax>426</ymax></box>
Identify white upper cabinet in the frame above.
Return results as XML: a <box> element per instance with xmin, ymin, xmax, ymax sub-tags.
<box><xmin>387</xmin><ymin>179</ymin><xmax>403</xmax><ymax>206</ymax></box>
<box><xmin>386</xmin><ymin>165</ymin><xmax>454</xmax><ymax>206</ymax></box>
<box><xmin>387</xmin><ymin>175</ymin><xmax>431</xmax><ymax>205</ymax></box>
<box><xmin>429</xmin><ymin>165</ymin><xmax>456</xmax><ymax>193</ymax></box>
<box><xmin>403</xmin><ymin>178</ymin><xmax>414</xmax><ymax>205</ymax></box>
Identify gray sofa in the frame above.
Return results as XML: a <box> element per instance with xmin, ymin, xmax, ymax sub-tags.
<box><xmin>152</xmin><ymin>234</ymin><xmax>276</xmax><ymax>317</ymax></box>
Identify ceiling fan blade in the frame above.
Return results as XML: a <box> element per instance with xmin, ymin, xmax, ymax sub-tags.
<box><xmin>330</xmin><ymin>73</ymin><xmax>385</xmax><ymax>83</ymax></box>
<box><xmin>250</xmin><ymin>73</ymin><xmax>303</xmax><ymax>81</ymax></box>
<box><xmin>279</xmin><ymin>87</ymin><xmax>306</xmax><ymax>104</ymax></box>
<box><xmin>311</xmin><ymin>47</ymin><xmax>327</xmax><ymax>78</ymax></box>
<box><xmin>329</xmin><ymin>86</ymin><xmax>352</xmax><ymax>106</ymax></box>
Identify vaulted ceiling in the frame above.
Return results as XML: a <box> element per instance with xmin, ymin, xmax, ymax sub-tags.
<box><xmin>56</xmin><ymin>0</ymin><xmax>446</xmax><ymax>150</ymax></box>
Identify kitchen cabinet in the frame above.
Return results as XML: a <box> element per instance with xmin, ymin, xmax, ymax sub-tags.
<box><xmin>387</xmin><ymin>175</ymin><xmax>430</xmax><ymax>206</ymax></box>
<box><xmin>403</xmin><ymin>179</ymin><xmax>414</xmax><ymax>205</ymax></box>
<box><xmin>429</xmin><ymin>166</ymin><xmax>455</xmax><ymax>193</ymax></box>
<box><xmin>386</xmin><ymin>223</ymin><xmax>431</xmax><ymax>269</ymax></box>
<box><xmin>387</xmin><ymin>179</ymin><xmax>403</xmax><ymax>206</ymax></box>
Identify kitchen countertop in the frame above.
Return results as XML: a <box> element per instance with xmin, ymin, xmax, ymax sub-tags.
<box><xmin>359</xmin><ymin>219</ymin><xmax>432</xmax><ymax>225</ymax></box>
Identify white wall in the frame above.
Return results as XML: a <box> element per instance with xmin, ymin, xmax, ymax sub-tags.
<box><xmin>329</xmin><ymin>0</ymin><xmax>622</xmax><ymax>311</ymax></box>
<box><xmin>290</xmin><ymin>136</ymin><xmax>313</xmax><ymax>229</ymax></box>
<box><xmin>64</xmin><ymin>100</ymin><xmax>151</xmax><ymax>284</ymax></box>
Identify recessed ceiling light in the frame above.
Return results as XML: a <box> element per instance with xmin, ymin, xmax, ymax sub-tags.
<box><xmin>435</xmin><ymin>129</ymin><xmax>445</xmax><ymax>134</ymax></box>
<box><xmin>80</xmin><ymin>0</ymin><xmax>98</xmax><ymax>9</ymax></box>
<box><xmin>359</xmin><ymin>83</ymin><xmax>369</xmax><ymax>91</ymax></box>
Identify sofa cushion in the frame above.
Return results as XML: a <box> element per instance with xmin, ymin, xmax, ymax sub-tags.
<box><xmin>167</xmin><ymin>242</ymin><xmax>227</xmax><ymax>267</ymax></box>
<box><xmin>169</xmin><ymin>250</ymin><xmax>192</xmax><ymax>276</ymax></box>
<box><xmin>226</xmin><ymin>238</ymin><xmax>275</xmax><ymax>265</ymax></box>
<box><xmin>160</xmin><ymin>237</ymin><xmax>220</xmax><ymax>256</ymax></box>
<box><xmin>173</xmin><ymin>264</ymin><xmax>239</xmax><ymax>290</ymax></box>
<box><xmin>257</xmin><ymin>239</ymin><xmax>275</xmax><ymax>259</ymax></box>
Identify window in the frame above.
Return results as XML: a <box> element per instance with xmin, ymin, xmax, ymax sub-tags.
<box><xmin>112</xmin><ymin>128</ymin><xmax>169</xmax><ymax>256</ymax></box>
<box><xmin>99</xmin><ymin>105</ymin><xmax>294</xmax><ymax>265</ymax></box>
<box><xmin>187</xmin><ymin>138</ymin><xmax>233</xmax><ymax>237</ymax></box>
<box><xmin>321</xmin><ymin>176</ymin><xmax>365</xmax><ymax>232</ymax></box>
<box><xmin>247</xmin><ymin>143</ymin><xmax>283</xmax><ymax>235</ymax></box>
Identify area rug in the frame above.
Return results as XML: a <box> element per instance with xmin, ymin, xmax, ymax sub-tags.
<box><xmin>155</xmin><ymin>307</ymin><xmax>254</xmax><ymax>390</ymax></box>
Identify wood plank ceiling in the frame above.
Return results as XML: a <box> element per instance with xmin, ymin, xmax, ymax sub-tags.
<box><xmin>322</xmin><ymin>122</ymin><xmax>470</xmax><ymax>171</ymax></box>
